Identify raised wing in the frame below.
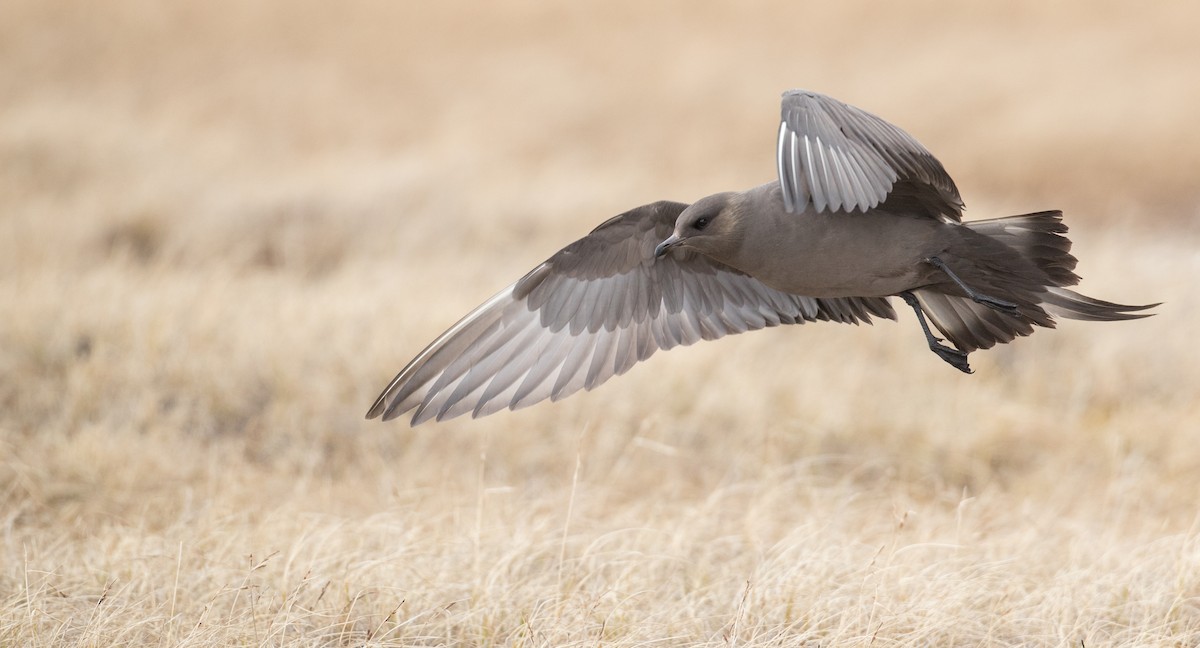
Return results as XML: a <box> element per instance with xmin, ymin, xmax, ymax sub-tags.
<box><xmin>776</xmin><ymin>90</ymin><xmax>964</xmax><ymax>220</ymax></box>
<box><xmin>367</xmin><ymin>201</ymin><xmax>895</xmax><ymax>425</ymax></box>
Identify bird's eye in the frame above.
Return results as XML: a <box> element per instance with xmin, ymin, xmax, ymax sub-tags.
<box><xmin>694</xmin><ymin>216</ymin><xmax>711</xmax><ymax>231</ymax></box>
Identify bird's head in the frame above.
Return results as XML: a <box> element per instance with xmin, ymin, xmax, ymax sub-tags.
<box><xmin>654</xmin><ymin>192</ymin><xmax>741</xmax><ymax>260</ymax></box>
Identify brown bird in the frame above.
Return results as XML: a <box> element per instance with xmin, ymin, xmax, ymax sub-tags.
<box><xmin>368</xmin><ymin>90</ymin><xmax>1154</xmax><ymax>425</ymax></box>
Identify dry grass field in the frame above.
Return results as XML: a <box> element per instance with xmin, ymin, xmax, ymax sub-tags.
<box><xmin>2</xmin><ymin>1</ymin><xmax>1199</xmax><ymax>645</ymax></box>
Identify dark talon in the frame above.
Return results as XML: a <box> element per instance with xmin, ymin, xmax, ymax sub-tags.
<box><xmin>930</xmin><ymin>342</ymin><xmax>973</xmax><ymax>374</ymax></box>
<box><xmin>976</xmin><ymin>294</ymin><xmax>1021</xmax><ymax>316</ymax></box>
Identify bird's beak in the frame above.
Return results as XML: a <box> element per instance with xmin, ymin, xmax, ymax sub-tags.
<box><xmin>654</xmin><ymin>234</ymin><xmax>682</xmax><ymax>259</ymax></box>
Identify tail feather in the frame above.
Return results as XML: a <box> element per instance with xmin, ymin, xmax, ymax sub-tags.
<box><xmin>961</xmin><ymin>211</ymin><xmax>1079</xmax><ymax>286</ymax></box>
<box><xmin>1041</xmin><ymin>286</ymin><xmax>1158</xmax><ymax>322</ymax></box>
<box><xmin>913</xmin><ymin>211</ymin><xmax>1154</xmax><ymax>353</ymax></box>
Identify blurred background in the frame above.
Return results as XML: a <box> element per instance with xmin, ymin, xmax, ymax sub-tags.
<box><xmin>1</xmin><ymin>1</ymin><xmax>1198</xmax><ymax>644</ymax></box>
<box><xmin>4</xmin><ymin>0</ymin><xmax>1195</xmax><ymax>458</ymax></box>
<box><xmin>4</xmin><ymin>0</ymin><xmax>1198</xmax><ymax>269</ymax></box>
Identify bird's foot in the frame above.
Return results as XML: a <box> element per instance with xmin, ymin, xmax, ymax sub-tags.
<box><xmin>974</xmin><ymin>294</ymin><xmax>1021</xmax><ymax>317</ymax></box>
<box><xmin>929</xmin><ymin>342</ymin><xmax>973</xmax><ymax>374</ymax></box>
<box><xmin>924</xmin><ymin>256</ymin><xmax>1022</xmax><ymax>317</ymax></box>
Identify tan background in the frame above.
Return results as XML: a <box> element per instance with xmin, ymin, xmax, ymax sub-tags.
<box><xmin>2</xmin><ymin>1</ymin><xmax>1197</xmax><ymax>645</ymax></box>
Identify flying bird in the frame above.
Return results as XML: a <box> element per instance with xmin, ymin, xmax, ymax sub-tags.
<box><xmin>368</xmin><ymin>90</ymin><xmax>1154</xmax><ymax>425</ymax></box>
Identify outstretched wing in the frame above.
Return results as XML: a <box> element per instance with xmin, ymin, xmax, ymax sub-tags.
<box><xmin>367</xmin><ymin>200</ymin><xmax>895</xmax><ymax>425</ymax></box>
<box><xmin>776</xmin><ymin>90</ymin><xmax>963</xmax><ymax>220</ymax></box>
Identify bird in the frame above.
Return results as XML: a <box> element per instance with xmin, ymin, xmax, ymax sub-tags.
<box><xmin>367</xmin><ymin>89</ymin><xmax>1155</xmax><ymax>425</ymax></box>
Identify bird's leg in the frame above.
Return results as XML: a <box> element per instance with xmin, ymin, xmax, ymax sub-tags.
<box><xmin>924</xmin><ymin>256</ymin><xmax>1021</xmax><ymax>316</ymax></box>
<box><xmin>899</xmin><ymin>291</ymin><xmax>973</xmax><ymax>374</ymax></box>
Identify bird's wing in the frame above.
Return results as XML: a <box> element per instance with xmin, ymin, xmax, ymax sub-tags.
<box><xmin>776</xmin><ymin>90</ymin><xmax>964</xmax><ymax>220</ymax></box>
<box><xmin>367</xmin><ymin>201</ymin><xmax>896</xmax><ymax>425</ymax></box>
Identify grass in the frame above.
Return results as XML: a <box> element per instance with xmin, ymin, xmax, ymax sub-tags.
<box><xmin>2</xmin><ymin>0</ymin><xmax>1198</xmax><ymax>645</ymax></box>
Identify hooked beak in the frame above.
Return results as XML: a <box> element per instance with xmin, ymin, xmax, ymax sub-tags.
<box><xmin>654</xmin><ymin>234</ymin><xmax>683</xmax><ymax>259</ymax></box>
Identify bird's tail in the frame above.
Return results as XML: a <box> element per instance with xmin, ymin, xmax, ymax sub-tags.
<box><xmin>912</xmin><ymin>211</ymin><xmax>1155</xmax><ymax>352</ymax></box>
